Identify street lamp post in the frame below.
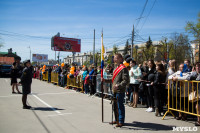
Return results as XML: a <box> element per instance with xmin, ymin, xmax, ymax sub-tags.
<box><xmin>28</xmin><ymin>46</ymin><xmax>31</xmax><ymax>62</ymax></box>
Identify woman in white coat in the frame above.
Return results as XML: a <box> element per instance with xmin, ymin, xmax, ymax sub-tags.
<box><xmin>129</xmin><ymin>60</ymin><xmax>142</xmax><ymax>108</ymax></box>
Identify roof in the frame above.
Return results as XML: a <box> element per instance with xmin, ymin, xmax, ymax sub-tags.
<box><xmin>0</xmin><ymin>52</ymin><xmax>18</xmax><ymax>57</ymax></box>
<box><xmin>0</xmin><ymin>52</ymin><xmax>9</xmax><ymax>55</ymax></box>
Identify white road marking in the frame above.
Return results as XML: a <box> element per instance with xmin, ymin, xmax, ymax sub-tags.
<box><xmin>5</xmin><ymin>79</ymin><xmax>8</xmax><ymax>82</ymax></box>
<box><xmin>32</xmin><ymin>94</ymin><xmax>61</xmax><ymax>114</ymax></box>
<box><xmin>0</xmin><ymin>91</ymin><xmax>76</xmax><ymax>98</ymax></box>
<box><xmin>36</xmin><ymin>92</ymin><xmax>76</xmax><ymax>96</ymax></box>
<box><xmin>0</xmin><ymin>95</ymin><xmax>20</xmax><ymax>98</ymax></box>
<box><xmin>47</xmin><ymin>113</ymin><xmax>72</xmax><ymax>117</ymax></box>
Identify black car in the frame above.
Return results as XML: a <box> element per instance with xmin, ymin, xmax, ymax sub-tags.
<box><xmin>0</xmin><ymin>64</ymin><xmax>12</xmax><ymax>76</ymax></box>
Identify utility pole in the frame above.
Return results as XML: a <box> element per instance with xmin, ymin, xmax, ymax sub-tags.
<box><xmin>131</xmin><ymin>25</ymin><xmax>134</xmax><ymax>58</ymax></box>
<box><xmin>55</xmin><ymin>51</ymin><xmax>56</xmax><ymax>61</ymax></box>
<box><xmin>135</xmin><ymin>45</ymin><xmax>138</xmax><ymax>61</ymax></box>
<box><xmin>199</xmin><ymin>39</ymin><xmax>200</xmax><ymax>62</ymax></box>
<box><xmin>72</xmin><ymin>52</ymin><xmax>76</xmax><ymax>63</ymax></box>
<box><xmin>57</xmin><ymin>51</ymin><xmax>60</xmax><ymax>64</ymax></box>
<box><xmin>93</xmin><ymin>29</ymin><xmax>95</xmax><ymax>64</ymax></box>
<box><xmin>167</xmin><ymin>39</ymin><xmax>169</xmax><ymax>62</ymax></box>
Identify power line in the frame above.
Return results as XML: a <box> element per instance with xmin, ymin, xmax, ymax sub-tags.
<box><xmin>0</xmin><ymin>30</ymin><xmax>50</xmax><ymax>39</ymax></box>
<box><xmin>0</xmin><ymin>30</ymin><xmax>133</xmax><ymax>40</ymax></box>
<box><xmin>135</xmin><ymin>0</ymin><xmax>149</xmax><ymax>30</ymax></box>
<box><xmin>104</xmin><ymin>34</ymin><xmax>131</xmax><ymax>46</ymax></box>
<box><xmin>139</xmin><ymin>0</ymin><xmax>157</xmax><ymax>33</ymax></box>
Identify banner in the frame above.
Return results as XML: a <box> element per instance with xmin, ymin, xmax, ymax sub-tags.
<box><xmin>32</xmin><ymin>54</ymin><xmax>48</xmax><ymax>62</ymax></box>
<box><xmin>51</xmin><ymin>36</ymin><xmax>81</xmax><ymax>52</ymax></box>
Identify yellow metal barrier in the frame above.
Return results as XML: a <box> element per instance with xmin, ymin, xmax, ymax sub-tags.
<box><xmin>77</xmin><ymin>75</ymin><xmax>82</xmax><ymax>89</ymax></box>
<box><xmin>66</xmin><ymin>75</ymin><xmax>83</xmax><ymax>92</ymax></box>
<box><xmin>42</xmin><ymin>72</ymin><xmax>83</xmax><ymax>91</ymax></box>
<box><xmin>162</xmin><ymin>80</ymin><xmax>200</xmax><ymax>120</ymax></box>
<box><xmin>54</xmin><ymin>73</ymin><xmax>58</xmax><ymax>85</ymax></box>
<box><xmin>51</xmin><ymin>72</ymin><xmax>54</xmax><ymax>83</ymax></box>
<box><xmin>51</xmin><ymin>72</ymin><xmax>58</xmax><ymax>84</ymax></box>
<box><xmin>42</xmin><ymin>71</ymin><xmax>48</xmax><ymax>81</ymax></box>
<box><xmin>66</xmin><ymin>76</ymin><xmax>71</xmax><ymax>87</ymax></box>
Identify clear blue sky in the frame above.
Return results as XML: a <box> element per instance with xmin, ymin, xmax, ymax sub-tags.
<box><xmin>0</xmin><ymin>0</ymin><xmax>199</xmax><ymax>61</ymax></box>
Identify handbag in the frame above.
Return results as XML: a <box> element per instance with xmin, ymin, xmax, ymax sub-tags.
<box><xmin>189</xmin><ymin>90</ymin><xmax>200</xmax><ymax>102</ymax></box>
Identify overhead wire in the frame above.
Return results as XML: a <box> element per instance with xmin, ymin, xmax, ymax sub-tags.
<box><xmin>139</xmin><ymin>0</ymin><xmax>157</xmax><ymax>33</ymax></box>
<box><xmin>135</xmin><ymin>0</ymin><xmax>149</xmax><ymax>30</ymax></box>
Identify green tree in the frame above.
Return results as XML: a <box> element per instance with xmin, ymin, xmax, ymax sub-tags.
<box><xmin>142</xmin><ymin>36</ymin><xmax>155</xmax><ymax>61</ymax></box>
<box><xmin>106</xmin><ymin>54</ymin><xmax>113</xmax><ymax>65</ymax></box>
<box><xmin>170</xmin><ymin>33</ymin><xmax>191</xmax><ymax>66</ymax></box>
<box><xmin>123</xmin><ymin>40</ymin><xmax>129</xmax><ymax>56</ymax></box>
<box><xmin>83</xmin><ymin>61</ymin><xmax>90</xmax><ymax>67</ymax></box>
<box><xmin>185</xmin><ymin>12</ymin><xmax>200</xmax><ymax>61</ymax></box>
<box><xmin>133</xmin><ymin>45</ymin><xmax>138</xmax><ymax>61</ymax></box>
<box><xmin>113</xmin><ymin>45</ymin><xmax>118</xmax><ymax>54</ymax></box>
<box><xmin>31</xmin><ymin>62</ymin><xmax>37</xmax><ymax>65</ymax></box>
<box><xmin>156</xmin><ymin>37</ymin><xmax>174</xmax><ymax>61</ymax></box>
<box><xmin>142</xmin><ymin>45</ymin><xmax>155</xmax><ymax>61</ymax></box>
<box><xmin>146</xmin><ymin>36</ymin><xmax>152</xmax><ymax>49</ymax></box>
<box><xmin>185</xmin><ymin>12</ymin><xmax>200</xmax><ymax>42</ymax></box>
<box><xmin>95</xmin><ymin>50</ymin><xmax>101</xmax><ymax>66</ymax></box>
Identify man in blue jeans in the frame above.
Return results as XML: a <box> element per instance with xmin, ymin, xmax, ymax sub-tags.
<box><xmin>104</xmin><ymin>53</ymin><xmax>129</xmax><ymax>127</ymax></box>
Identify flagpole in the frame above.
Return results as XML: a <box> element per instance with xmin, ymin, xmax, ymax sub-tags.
<box><xmin>101</xmin><ymin>29</ymin><xmax>104</xmax><ymax>123</ymax></box>
<box><xmin>101</xmin><ymin>70</ymin><xmax>104</xmax><ymax>123</ymax></box>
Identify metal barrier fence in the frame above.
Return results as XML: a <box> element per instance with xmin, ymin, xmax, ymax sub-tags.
<box><xmin>95</xmin><ymin>74</ymin><xmax>113</xmax><ymax>96</ymax></box>
<box><xmin>51</xmin><ymin>72</ymin><xmax>58</xmax><ymax>84</ymax></box>
<box><xmin>42</xmin><ymin>71</ymin><xmax>48</xmax><ymax>81</ymax></box>
<box><xmin>39</xmin><ymin>71</ymin><xmax>200</xmax><ymax>120</ymax></box>
<box><xmin>66</xmin><ymin>75</ymin><xmax>83</xmax><ymax>92</ymax></box>
<box><xmin>162</xmin><ymin>79</ymin><xmax>200</xmax><ymax>120</ymax></box>
<box><xmin>39</xmin><ymin>72</ymin><xmax>127</xmax><ymax>102</ymax></box>
<box><xmin>40</xmin><ymin>72</ymin><xmax>121</xmax><ymax>97</ymax></box>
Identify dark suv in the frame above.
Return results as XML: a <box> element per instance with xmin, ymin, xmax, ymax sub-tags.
<box><xmin>0</xmin><ymin>65</ymin><xmax>12</xmax><ymax>77</ymax></box>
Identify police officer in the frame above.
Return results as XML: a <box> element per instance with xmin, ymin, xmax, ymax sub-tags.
<box><xmin>20</xmin><ymin>60</ymin><xmax>32</xmax><ymax>109</ymax></box>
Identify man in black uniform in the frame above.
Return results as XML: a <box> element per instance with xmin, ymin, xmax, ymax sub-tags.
<box><xmin>20</xmin><ymin>60</ymin><xmax>32</xmax><ymax>109</ymax></box>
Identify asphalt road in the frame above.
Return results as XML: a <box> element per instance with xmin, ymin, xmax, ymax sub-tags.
<box><xmin>0</xmin><ymin>78</ymin><xmax>199</xmax><ymax>133</ymax></box>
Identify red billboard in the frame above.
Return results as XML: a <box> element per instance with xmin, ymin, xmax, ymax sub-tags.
<box><xmin>51</xmin><ymin>36</ymin><xmax>81</xmax><ymax>52</ymax></box>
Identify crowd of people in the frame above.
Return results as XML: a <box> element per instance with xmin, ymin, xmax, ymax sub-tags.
<box><xmin>10</xmin><ymin>55</ymin><xmax>200</xmax><ymax>126</ymax></box>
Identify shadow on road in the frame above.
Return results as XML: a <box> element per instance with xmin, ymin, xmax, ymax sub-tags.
<box><xmin>0</xmin><ymin>75</ymin><xmax>11</xmax><ymax>78</ymax></box>
<box><xmin>120</xmin><ymin>121</ymin><xmax>174</xmax><ymax>131</ymax></box>
<box><xmin>31</xmin><ymin>107</ymin><xmax>65</xmax><ymax>111</ymax></box>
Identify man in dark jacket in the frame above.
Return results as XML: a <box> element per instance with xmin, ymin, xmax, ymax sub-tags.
<box><xmin>48</xmin><ymin>66</ymin><xmax>52</xmax><ymax>83</ymax></box>
<box><xmin>21</xmin><ymin>60</ymin><xmax>32</xmax><ymax>109</ymax></box>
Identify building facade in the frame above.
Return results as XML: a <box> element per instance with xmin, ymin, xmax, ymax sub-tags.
<box><xmin>63</xmin><ymin>41</ymin><xmax>161</xmax><ymax>65</ymax></box>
